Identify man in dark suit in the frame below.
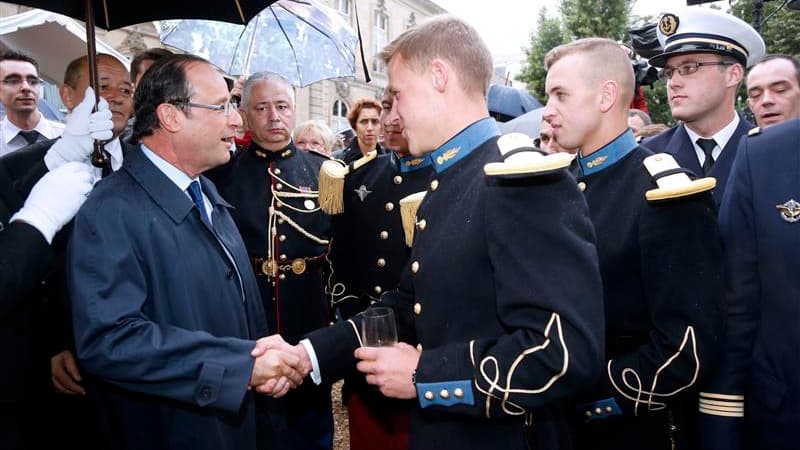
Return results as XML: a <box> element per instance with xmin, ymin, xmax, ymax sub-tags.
<box><xmin>642</xmin><ymin>8</ymin><xmax>765</xmax><ymax>205</ymax></box>
<box><xmin>67</xmin><ymin>54</ymin><xmax>303</xmax><ymax>450</ymax></box>
<box><xmin>700</xmin><ymin>118</ymin><xmax>800</xmax><ymax>450</ymax></box>
<box><xmin>544</xmin><ymin>37</ymin><xmax>725</xmax><ymax>450</ymax></box>
<box><xmin>0</xmin><ymin>160</ymin><xmax>94</xmax><ymax>450</ymax></box>
<box><xmin>256</xmin><ymin>15</ymin><xmax>605</xmax><ymax>450</ymax></box>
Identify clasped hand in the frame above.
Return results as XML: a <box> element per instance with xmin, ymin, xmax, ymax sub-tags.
<box><xmin>249</xmin><ymin>334</ymin><xmax>311</xmax><ymax>398</ymax></box>
<box><xmin>355</xmin><ymin>342</ymin><xmax>420</xmax><ymax>399</ymax></box>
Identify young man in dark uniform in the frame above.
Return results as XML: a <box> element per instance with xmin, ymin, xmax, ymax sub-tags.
<box><xmin>325</xmin><ymin>88</ymin><xmax>433</xmax><ymax>450</ymax></box>
<box><xmin>642</xmin><ymin>8</ymin><xmax>765</xmax><ymax>206</ymax></box>
<box><xmin>254</xmin><ymin>15</ymin><xmax>606</xmax><ymax>450</ymax></box>
<box><xmin>544</xmin><ymin>38</ymin><xmax>725</xmax><ymax>450</ymax></box>
<box><xmin>207</xmin><ymin>71</ymin><xmax>334</xmax><ymax>450</ymax></box>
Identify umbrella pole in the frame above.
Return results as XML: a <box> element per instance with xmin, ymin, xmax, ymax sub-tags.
<box><xmin>242</xmin><ymin>14</ymin><xmax>259</xmax><ymax>77</ymax></box>
<box><xmin>85</xmin><ymin>0</ymin><xmax>109</xmax><ymax>168</ymax></box>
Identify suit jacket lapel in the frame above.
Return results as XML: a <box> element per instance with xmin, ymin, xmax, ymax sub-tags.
<box><xmin>668</xmin><ymin>124</ymin><xmax>703</xmax><ymax>176</ymax></box>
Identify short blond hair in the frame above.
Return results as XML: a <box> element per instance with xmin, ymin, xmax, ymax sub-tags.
<box><xmin>545</xmin><ymin>38</ymin><xmax>635</xmax><ymax>106</ymax></box>
<box><xmin>293</xmin><ymin>120</ymin><xmax>335</xmax><ymax>153</ymax></box>
<box><xmin>379</xmin><ymin>15</ymin><xmax>493</xmax><ymax>99</ymax></box>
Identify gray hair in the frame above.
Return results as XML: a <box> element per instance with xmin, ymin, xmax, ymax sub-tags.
<box><xmin>241</xmin><ymin>71</ymin><xmax>295</xmax><ymax>106</ymax></box>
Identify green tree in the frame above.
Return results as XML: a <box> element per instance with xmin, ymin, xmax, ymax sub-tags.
<box><xmin>515</xmin><ymin>7</ymin><xmax>567</xmax><ymax>101</ymax></box>
<box><xmin>560</xmin><ymin>0</ymin><xmax>633</xmax><ymax>40</ymax></box>
<box><xmin>731</xmin><ymin>0</ymin><xmax>800</xmax><ymax>55</ymax></box>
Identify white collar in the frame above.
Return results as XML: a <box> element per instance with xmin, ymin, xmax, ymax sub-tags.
<box><xmin>139</xmin><ymin>143</ymin><xmax>196</xmax><ymax>192</ymax></box>
<box><xmin>685</xmin><ymin>114</ymin><xmax>740</xmax><ymax>151</ymax></box>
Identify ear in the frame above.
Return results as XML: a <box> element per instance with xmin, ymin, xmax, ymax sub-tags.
<box><xmin>726</xmin><ymin>63</ymin><xmax>744</xmax><ymax>88</ymax></box>
<box><xmin>429</xmin><ymin>59</ymin><xmax>449</xmax><ymax>93</ymax></box>
<box><xmin>599</xmin><ymin>80</ymin><xmax>618</xmax><ymax>114</ymax></box>
<box><xmin>156</xmin><ymin>103</ymin><xmax>183</xmax><ymax>133</ymax></box>
<box><xmin>60</xmin><ymin>85</ymin><xmax>78</xmax><ymax>111</ymax></box>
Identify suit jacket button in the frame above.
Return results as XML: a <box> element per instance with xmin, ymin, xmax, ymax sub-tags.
<box><xmin>394</xmin><ymin>175</ymin><xmax>403</xmax><ymax>185</ymax></box>
<box><xmin>279</xmin><ymin>234</ymin><xmax>287</xmax><ymax>242</ymax></box>
<box><xmin>430</xmin><ymin>179</ymin><xmax>439</xmax><ymax>191</ymax></box>
<box><xmin>416</xmin><ymin>343</ymin><xmax>423</xmax><ymax>351</ymax></box>
<box><xmin>374</xmin><ymin>286</ymin><xmax>382</xmax><ymax>294</ymax></box>
<box><xmin>279</xmin><ymin>254</ymin><xmax>287</xmax><ymax>261</ymax></box>
<box><xmin>594</xmin><ymin>407</ymin><xmax>603</xmax><ymax>415</ymax></box>
<box><xmin>424</xmin><ymin>391</ymin><xmax>434</xmax><ymax>401</ymax></box>
<box><xmin>226</xmin><ymin>270</ymin><xmax>233</xmax><ymax>279</ymax></box>
<box><xmin>377</xmin><ymin>258</ymin><xmax>386</xmax><ymax>267</ymax></box>
<box><xmin>385</xmin><ymin>202</ymin><xmax>395</xmax><ymax>212</ymax></box>
<box><xmin>379</xmin><ymin>230</ymin><xmax>389</xmax><ymax>240</ymax></box>
<box><xmin>413</xmin><ymin>302</ymin><xmax>422</xmax><ymax>315</ymax></box>
<box><xmin>274</xmin><ymin>168</ymin><xmax>282</xmax><ymax>175</ymax></box>
<box><xmin>453</xmin><ymin>388</ymin><xmax>464</xmax><ymax>398</ymax></box>
<box><xmin>276</xmin><ymin>183</ymin><xmax>284</xmax><ymax>190</ymax></box>
<box><xmin>278</xmin><ymin>274</ymin><xmax>286</xmax><ymax>281</ymax></box>
<box><xmin>416</xmin><ymin>219</ymin><xmax>427</xmax><ymax>231</ymax></box>
<box><xmin>439</xmin><ymin>389</ymin><xmax>450</xmax><ymax>399</ymax></box>
<box><xmin>411</xmin><ymin>261</ymin><xmax>419</xmax><ymax>273</ymax></box>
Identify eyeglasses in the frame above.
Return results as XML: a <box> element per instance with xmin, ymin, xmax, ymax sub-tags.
<box><xmin>1</xmin><ymin>75</ymin><xmax>42</xmax><ymax>87</ymax></box>
<box><xmin>660</xmin><ymin>61</ymin><xmax>734</xmax><ymax>80</ymax></box>
<box><xmin>169</xmin><ymin>99</ymin><xmax>239</xmax><ymax>116</ymax></box>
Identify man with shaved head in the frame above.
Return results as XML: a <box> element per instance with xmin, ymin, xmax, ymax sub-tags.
<box><xmin>544</xmin><ymin>37</ymin><xmax>724</xmax><ymax>450</ymax></box>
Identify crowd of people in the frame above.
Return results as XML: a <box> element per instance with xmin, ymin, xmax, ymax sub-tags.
<box><xmin>1</xmin><ymin>6</ymin><xmax>799</xmax><ymax>450</ymax></box>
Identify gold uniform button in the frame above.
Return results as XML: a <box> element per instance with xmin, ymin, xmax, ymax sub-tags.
<box><xmin>374</xmin><ymin>286</ymin><xmax>382</xmax><ymax>294</ymax></box>
<box><xmin>411</xmin><ymin>261</ymin><xmax>419</xmax><ymax>273</ymax></box>
<box><xmin>379</xmin><ymin>230</ymin><xmax>389</xmax><ymax>240</ymax></box>
<box><xmin>585</xmin><ymin>410</ymin><xmax>592</xmax><ymax>418</ymax></box>
<box><xmin>578</xmin><ymin>182</ymin><xmax>587</xmax><ymax>192</ymax></box>
<box><xmin>279</xmin><ymin>254</ymin><xmax>287</xmax><ymax>261</ymax></box>
<box><xmin>416</xmin><ymin>343</ymin><xmax>423</xmax><ymax>351</ymax></box>
<box><xmin>453</xmin><ymin>388</ymin><xmax>464</xmax><ymax>398</ymax></box>
<box><xmin>278</xmin><ymin>274</ymin><xmax>286</xmax><ymax>281</ymax></box>
<box><xmin>273</xmin><ymin>168</ymin><xmax>281</xmax><ymax>175</ymax></box>
<box><xmin>393</xmin><ymin>175</ymin><xmax>403</xmax><ymax>185</ymax></box>
<box><xmin>276</xmin><ymin>183</ymin><xmax>283</xmax><ymax>190</ymax></box>
<box><xmin>385</xmin><ymin>202</ymin><xmax>395</xmax><ymax>212</ymax></box>
<box><xmin>279</xmin><ymin>234</ymin><xmax>287</xmax><ymax>242</ymax></box>
<box><xmin>594</xmin><ymin>407</ymin><xmax>603</xmax><ymax>415</ymax></box>
<box><xmin>430</xmin><ymin>179</ymin><xmax>439</xmax><ymax>191</ymax></box>
<box><xmin>424</xmin><ymin>391</ymin><xmax>434</xmax><ymax>401</ymax></box>
<box><xmin>413</xmin><ymin>302</ymin><xmax>422</xmax><ymax>315</ymax></box>
<box><xmin>377</xmin><ymin>258</ymin><xmax>386</xmax><ymax>268</ymax></box>
<box><xmin>605</xmin><ymin>406</ymin><xmax>613</xmax><ymax>413</ymax></box>
<box><xmin>416</xmin><ymin>219</ymin><xmax>427</xmax><ymax>231</ymax></box>
<box><xmin>439</xmin><ymin>389</ymin><xmax>450</xmax><ymax>399</ymax></box>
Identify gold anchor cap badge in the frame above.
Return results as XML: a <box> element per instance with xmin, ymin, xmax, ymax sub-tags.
<box><xmin>776</xmin><ymin>199</ymin><xmax>800</xmax><ymax>223</ymax></box>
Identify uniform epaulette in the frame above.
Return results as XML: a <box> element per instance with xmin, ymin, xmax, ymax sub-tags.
<box><xmin>317</xmin><ymin>150</ymin><xmax>378</xmax><ymax>214</ymax></box>
<box><xmin>399</xmin><ymin>191</ymin><xmax>426</xmax><ymax>247</ymax></box>
<box><xmin>748</xmin><ymin>126</ymin><xmax>762</xmax><ymax>137</ymax></box>
<box><xmin>483</xmin><ymin>133</ymin><xmax>574</xmax><ymax>178</ymax></box>
<box><xmin>643</xmin><ymin>153</ymin><xmax>716</xmax><ymax>202</ymax></box>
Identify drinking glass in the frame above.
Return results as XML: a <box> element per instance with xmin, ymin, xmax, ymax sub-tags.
<box><xmin>360</xmin><ymin>307</ymin><xmax>398</xmax><ymax>347</ymax></box>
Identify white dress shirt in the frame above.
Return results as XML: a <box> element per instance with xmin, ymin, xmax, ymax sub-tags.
<box><xmin>685</xmin><ymin>114</ymin><xmax>740</xmax><ymax>167</ymax></box>
<box><xmin>0</xmin><ymin>114</ymin><xmax>65</xmax><ymax>157</ymax></box>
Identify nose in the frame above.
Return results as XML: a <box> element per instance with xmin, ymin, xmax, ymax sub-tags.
<box><xmin>228</xmin><ymin>108</ymin><xmax>244</xmax><ymax>127</ymax></box>
<box><xmin>761</xmin><ymin>90</ymin><xmax>775</xmax><ymax>106</ymax></box>
<box><xmin>542</xmin><ymin>101</ymin><xmax>556</xmax><ymax>123</ymax></box>
<box><xmin>267</xmin><ymin>105</ymin><xmax>280</xmax><ymax>121</ymax></box>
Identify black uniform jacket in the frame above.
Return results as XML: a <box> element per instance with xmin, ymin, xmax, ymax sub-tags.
<box><xmin>307</xmin><ymin>118</ymin><xmax>606</xmax><ymax>450</ymax></box>
<box><xmin>569</xmin><ymin>130</ymin><xmax>725</xmax><ymax>450</ymax></box>
<box><xmin>642</xmin><ymin>115</ymin><xmax>752</xmax><ymax>206</ymax></box>
<box><xmin>208</xmin><ymin>142</ymin><xmax>332</xmax><ymax>344</ymax></box>
<box><xmin>707</xmin><ymin>119</ymin><xmax>800</xmax><ymax>450</ymax></box>
<box><xmin>328</xmin><ymin>151</ymin><xmax>434</xmax><ymax>319</ymax></box>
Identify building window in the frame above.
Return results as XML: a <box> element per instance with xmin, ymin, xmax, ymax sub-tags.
<box><xmin>334</xmin><ymin>0</ymin><xmax>350</xmax><ymax>17</ymax></box>
<box><xmin>372</xmin><ymin>10</ymin><xmax>389</xmax><ymax>72</ymax></box>
<box><xmin>331</xmin><ymin>100</ymin><xmax>349</xmax><ymax>132</ymax></box>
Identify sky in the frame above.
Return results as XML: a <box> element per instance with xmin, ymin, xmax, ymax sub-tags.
<box><xmin>431</xmin><ymin>0</ymin><xmax>728</xmax><ymax>77</ymax></box>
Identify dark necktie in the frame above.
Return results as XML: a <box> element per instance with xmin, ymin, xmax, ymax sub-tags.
<box><xmin>697</xmin><ymin>138</ymin><xmax>717</xmax><ymax>175</ymax></box>
<box><xmin>187</xmin><ymin>180</ymin><xmax>211</xmax><ymax>224</ymax></box>
<box><xmin>101</xmin><ymin>151</ymin><xmax>113</xmax><ymax>178</ymax></box>
<box><xmin>17</xmin><ymin>130</ymin><xmax>40</xmax><ymax>145</ymax></box>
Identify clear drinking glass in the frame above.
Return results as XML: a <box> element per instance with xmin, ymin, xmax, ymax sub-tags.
<box><xmin>360</xmin><ymin>307</ymin><xmax>398</xmax><ymax>347</ymax></box>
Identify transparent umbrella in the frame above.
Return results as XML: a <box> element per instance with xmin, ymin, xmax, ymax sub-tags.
<box><xmin>159</xmin><ymin>0</ymin><xmax>359</xmax><ymax>87</ymax></box>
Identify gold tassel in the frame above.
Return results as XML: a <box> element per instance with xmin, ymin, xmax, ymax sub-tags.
<box><xmin>399</xmin><ymin>191</ymin><xmax>426</xmax><ymax>247</ymax></box>
<box><xmin>317</xmin><ymin>151</ymin><xmax>379</xmax><ymax>215</ymax></box>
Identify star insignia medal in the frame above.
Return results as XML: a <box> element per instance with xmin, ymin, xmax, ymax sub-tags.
<box><xmin>355</xmin><ymin>185</ymin><xmax>372</xmax><ymax>202</ymax></box>
<box><xmin>776</xmin><ymin>199</ymin><xmax>800</xmax><ymax>223</ymax></box>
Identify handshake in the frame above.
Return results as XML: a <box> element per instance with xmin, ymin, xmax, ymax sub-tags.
<box><xmin>248</xmin><ymin>334</ymin><xmax>311</xmax><ymax>398</ymax></box>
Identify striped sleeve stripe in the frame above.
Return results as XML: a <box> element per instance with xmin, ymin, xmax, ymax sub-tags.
<box><xmin>699</xmin><ymin>398</ymin><xmax>744</xmax><ymax>408</ymax></box>
<box><xmin>700</xmin><ymin>392</ymin><xmax>745</xmax><ymax>401</ymax></box>
<box><xmin>699</xmin><ymin>406</ymin><xmax>744</xmax><ymax>417</ymax></box>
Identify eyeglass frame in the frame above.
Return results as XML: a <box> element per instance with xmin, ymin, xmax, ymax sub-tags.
<box><xmin>168</xmin><ymin>99</ymin><xmax>239</xmax><ymax>117</ymax></box>
<box><xmin>659</xmin><ymin>60</ymin><xmax>735</xmax><ymax>81</ymax></box>
<box><xmin>1</xmin><ymin>75</ymin><xmax>43</xmax><ymax>87</ymax></box>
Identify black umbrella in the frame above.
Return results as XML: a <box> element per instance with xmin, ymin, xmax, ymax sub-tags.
<box><xmin>9</xmin><ymin>0</ymin><xmax>278</xmax><ymax>165</ymax></box>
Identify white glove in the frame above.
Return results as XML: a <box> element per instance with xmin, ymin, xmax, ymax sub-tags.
<box><xmin>43</xmin><ymin>87</ymin><xmax>114</xmax><ymax>170</ymax></box>
<box><xmin>11</xmin><ymin>162</ymin><xmax>96</xmax><ymax>244</ymax></box>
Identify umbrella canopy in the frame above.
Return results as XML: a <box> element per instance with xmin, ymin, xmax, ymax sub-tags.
<box><xmin>499</xmin><ymin>107</ymin><xmax>545</xmax><ymax>139</ymax></box>
<box><xmin>159</xmin><ymin>0</ymin><xmax>358</xmax><ymax>87</ymax></box>
<box><xmin>488</xmin><ymin>84</ymin><xmax>542</xmax><ymax>122</ymax></box>
<box><xmin>9</xmin><ymin>0</ymin><xmax>280</xmax><ymax>30</ymax></box>
<box><xmin>0</xmin><ymin>9</ymin><xmax>129</xmax><ymax>84</ymax></box>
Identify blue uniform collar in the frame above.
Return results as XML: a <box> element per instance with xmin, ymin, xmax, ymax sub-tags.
<box><xmin>428</xmin><ymin>118</ymin><xmax>501</xmax><ymax>174</ymax></box>
<box><xmin>578</xmin><ymin>129</ymin><xmax>637</xmax><ymax>176</ymax></box>
<box><xmin>396</xmin><ymin>153</ymin><xmax>432</xmax><ymax>173</ymax></box>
